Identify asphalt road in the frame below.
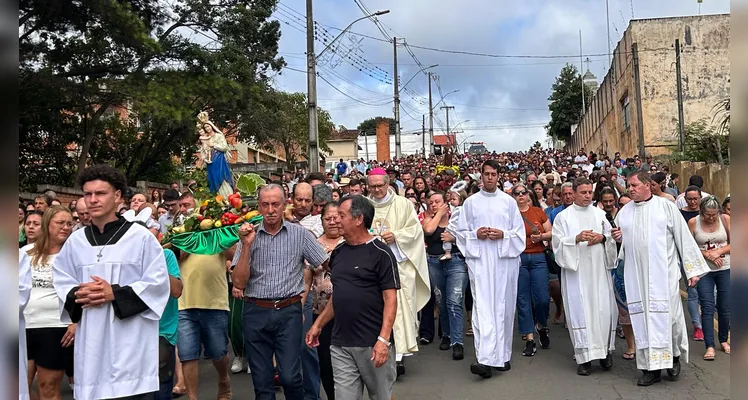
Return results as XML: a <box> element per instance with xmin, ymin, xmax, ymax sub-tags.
<box><xmin>58</xmin><ymin>300</ymin><xmax>729</xmax><ymax>400</ymax></box>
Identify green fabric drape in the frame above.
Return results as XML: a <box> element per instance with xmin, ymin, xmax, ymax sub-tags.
<box><xmin>167</xmin><ymin>215</ymin><xmax>262</xmax><ymax>255</ymax></box>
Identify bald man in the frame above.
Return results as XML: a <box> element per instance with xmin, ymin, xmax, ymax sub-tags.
<box><xmin>74</xmin><ymin>200</ymin><xmax>91</xmax><ymax>231</ymax></box>
<box><xmin>285</xmin><ymin>182</ymin><xmax>323</xmax><ymax>238</ymax></box>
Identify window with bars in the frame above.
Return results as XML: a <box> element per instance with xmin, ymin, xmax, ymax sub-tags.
<box><xmin>621</xmin><ymin>94</ymin><xmax>631</xmax><ymax>131</ymax></box>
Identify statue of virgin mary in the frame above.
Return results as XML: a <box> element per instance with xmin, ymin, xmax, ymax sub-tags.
<box><xmin>196</xmin><ymin>111</ymin><xmax>234</xmax><ymax>199</ymax></box>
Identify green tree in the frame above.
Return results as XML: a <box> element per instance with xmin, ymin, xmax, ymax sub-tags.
<box><xmin>357</xmin><ymin>117</ymin><xmax>395</xmax><ymax>136</ymax></box>
<box><xmin>670</xmin><ymin>119</ymin><xmax>729</xmax><ymax>165</ymax></box>
<box><xmin>546</xmin><ymin>64</ymin><xmax>594</xmax><ymax>142</ymax></box>
<box><xmin>251</xmin><ymin>91</ymin><xmax>335</xmax><ymax>169</ymax></box>
<box><xmin>20</xmin><ymin>0</ymin><xmax>285</xmax><ymax>188</ymax></box>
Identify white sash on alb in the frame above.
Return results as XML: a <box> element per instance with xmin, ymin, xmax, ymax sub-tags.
<box><xmin>560</xmin><ymin>211</ymin><xmax>588</xmax><ymax>349</ymax></box>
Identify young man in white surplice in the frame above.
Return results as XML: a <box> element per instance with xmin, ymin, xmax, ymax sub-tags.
<box><xmin>53</xmin><ymin>165</ymin><xmax>170</xmax><ymax>400</ymax></box>
<box><xmin>448</xmin><ymin>159</ymin><xmax>525</xmax><ymax>379</ymax></box>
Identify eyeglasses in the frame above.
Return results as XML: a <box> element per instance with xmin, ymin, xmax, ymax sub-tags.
<box><xmin>52</xmin><ymin>220</ymin><xmax>76</xmax><ymax>228</ymax></box>
<box><xmin>405</xmin><ymin>194</ymin><xmax>416</xmax><ymax>198</ymax></box>
<box><xmin>369</xmin><ymin>183</ymin><xmax>387</xmax><ymax>189</ymax></box>
<box><xmin>512</xmin><ymin>190</ymin><xmax>528</xmax><ymax>197</ymax></box>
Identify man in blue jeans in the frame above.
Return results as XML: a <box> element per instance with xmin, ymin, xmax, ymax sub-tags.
<box><xmin>232</xmin><ymin>184</ymin><xmax>329</xmax><ymax>400</ymax></box>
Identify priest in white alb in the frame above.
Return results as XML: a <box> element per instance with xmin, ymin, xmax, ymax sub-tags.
<box><xmin>552</xmin><ymin>177</ymin><xmax>618</xmax><ymax>376</ymax></box>
<box><xmin>613</xmin><ymin>171</ymin><xmax>710</xmax><ymax>387</ymax></box>
<box><xmin>367</xmin><ymin>168</ymin><xmax>430</xmax><ymax>376</ymax></box>
<box><xmin>53</xmin><ymin>165</ymin><xmax>170</xmax><ymax>399</ymax></box>
<box><xmin>448</xmin><ymin>160</ymin><xmax>525</xmax><ymax>379</ymax></box>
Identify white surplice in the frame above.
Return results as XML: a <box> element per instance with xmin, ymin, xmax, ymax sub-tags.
<box><xmin>615</xmin><ymin>196</ymin><xmax>710</xmax><ymax>371</ymax></box>
<box><xmin>53</xmin><ymin>223</ymin><xmax>170</xmax><ymax>400</ymax></box>
<box><xmin>552</xmin><ymin>204</ymin><xmax>618</xmax><ymax>364</ymax></box>
<box><xmin>19</xmin><ymin>247</ymin><xmax>32</xmax><ymax>400</ymax></box>
<box><xmin>448</xmin><ymin>189</ymin><xmax>525</xmax><ymax>367</ymax></box>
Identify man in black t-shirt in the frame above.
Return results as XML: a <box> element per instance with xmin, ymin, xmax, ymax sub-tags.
<box><xmin>306</xmin><ymin>195</ymin><xmax>400</xmax><ymax>399</ymax></box>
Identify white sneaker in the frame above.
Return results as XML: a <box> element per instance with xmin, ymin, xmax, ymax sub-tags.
<box><xmin>230</xmin><ymin>356</ymin><xmax>247</xmax><ymax>374</ymax></box>
<box><xmin>247</xmin><ymin>364</ymin><xmax>252</xmax><ymax>374</ymax></box>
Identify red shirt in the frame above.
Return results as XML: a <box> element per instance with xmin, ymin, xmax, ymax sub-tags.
<box><xmin>520</xmin><ymin>206</ymin><xmax>548</xmax><ymax>254</ymax></box>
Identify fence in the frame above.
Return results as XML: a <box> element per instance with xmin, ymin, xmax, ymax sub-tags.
<box><xmin>20</xmin><ymin>181</ymin><xmax>174</xmax><ymax>206</ymax></box>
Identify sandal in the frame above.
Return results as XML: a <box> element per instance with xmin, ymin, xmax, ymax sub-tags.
<box><xmin>521</xmin><ymin>334</ymin><xmax>527</xmax><ymax>341</ymax></box>
<box><xmin>720</xmin><ymin>342</ymin><xmax>730</xmax><ymax>355</ymax></box>
<box><xmin>217</xmin><ymin>380</ymin><xmax>232</xmax><ymax>400</ymax></box>
<box><xmin>622</xmin><ymin>351</ymin><xmax>635</xmax><ymax>360</ymax></box>
<box><xmin>466</xmin><ymin>327</ymin><xmax>473</xmax><ymax>337</ymax></box>
<box><xmin>703</xmin><ymin>348</ymin><xmax>716</xmax><ymax>361</ymax></box>
<box><xmin>172</xmin><ymin>386</ymin><xmax>186</xmax><ymax>398</ymax></box>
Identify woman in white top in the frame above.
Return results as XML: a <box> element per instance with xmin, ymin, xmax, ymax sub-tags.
<box><xmin>688</xmin><ymin>196</ymin><xmax>730</xmax><ymax>361</ymax></box>
<box><xmin>21</xmin><ymin>205</ymin><xmax>76</xmax><ymax>399</ymax></box>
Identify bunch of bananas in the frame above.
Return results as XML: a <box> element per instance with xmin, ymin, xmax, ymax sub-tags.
<box><xmin>435</xmin><ymin>165</ymin><xmax>460</xmax><ymax>176</ymax></box>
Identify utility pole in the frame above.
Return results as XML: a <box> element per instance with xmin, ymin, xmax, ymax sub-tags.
<box><xmin>606</xmin><ymin>0</ymin><xmax>612</xmax><ymax>67</ymax></box>
<box><xmin>362</xmin><ymin>131</ymin><xmax>370</xmax><ymax>161</ymax></box>
<box><xmin>632</xmin><ymin>43</ymin><xmax>646</xmax><ymax>157</ymax></box>
<box><xmin>306</xmin><ymin>0</ymin><xmax>320</xmax><ymax>172</ymax></box>
<box><xmin>393</xmin><ymin>37</ymin><xmax>401</xmax><ymax>159</ymax></box>
<box><xmin>428</xmin><ymin>72</ymin><xmax>434</xmax><ymax>155</ymax></box>
<box><xmin>675</xmin><ymin>39</ymin><xmax>685</xmax><ymax>153</ymax></box>
<box><xmin>441</xmin><ymin>105</ymin><xmax>454</xmax><ymax>150</ymax></box>
<box><xmin>421</xmin><ymin>115</ymin><xmax>426</xmax><ymax>155</ymax></box>
<box><xmin>579</xmin><ymin>30</ymin><xmax>585</xmax><ymax>114</ymax></box>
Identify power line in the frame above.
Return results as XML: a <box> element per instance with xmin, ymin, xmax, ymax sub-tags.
<box><xmin>277</xmin><ymin>2</ymin><xmax>671</xmax><ymax>60</ymax></box>
<box><xmin>317</xmin><ymin>73</ymin><xmax>392</xmax><ymax>106</ymax></box>
<box><xmin>283</xmin><ymin>65</ymin><xmax>307</xmax><ymax>73</ymax></box>
<box><xmin>353</xmin><ymin>0</ymin><xmax>392</xmax><ymax>42</ymax></box>
<box><xmin>449</xmin><ymin>102</ymin><xmax>548</xmax><ymax>111</ymax></box>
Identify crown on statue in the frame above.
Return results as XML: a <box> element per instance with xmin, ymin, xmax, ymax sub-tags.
<box><xmin>197</xmin><ymin>111</ymin><xmax>211</xmax><ymax>124</ymax></box>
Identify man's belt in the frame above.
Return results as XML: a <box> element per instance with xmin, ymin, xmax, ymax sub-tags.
<box><xmin>244</xmin><ymin>295</ymin><xmax>302</xmax><ymax>310</ymax></box>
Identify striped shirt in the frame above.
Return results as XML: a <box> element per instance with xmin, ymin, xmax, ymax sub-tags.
<box><xmin>240</xmin><ymin>221</ymin><xmax>329</xmax><ymax>299</ymax></box>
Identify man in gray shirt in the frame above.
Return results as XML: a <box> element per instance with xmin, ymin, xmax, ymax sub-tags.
<box><xmin>232</xmin><ymin>184</ymin><xmax>329</xmax><ymax>399</ymax></box>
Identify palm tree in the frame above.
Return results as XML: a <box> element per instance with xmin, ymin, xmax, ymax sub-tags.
<box><xmin>711</xmin><ymin>98</ymin><xmax>730</xmax><ymax>163</ymax></box>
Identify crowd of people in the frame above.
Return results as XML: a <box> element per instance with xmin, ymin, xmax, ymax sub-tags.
<box><xmin>17</xmin><ymin>146</ymin><xmax>730</xmax><ymax>399</ymax></box>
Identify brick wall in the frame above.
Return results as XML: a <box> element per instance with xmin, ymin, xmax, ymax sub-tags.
<box><xmin>376</xmin><ymin>120</ymin><xmax>390</xmax><ymax>161</ymax></box>
<box><xmin>20</xmin><ymin>181</ymin><xmax>174</xmax><ymax>207</ymax></box>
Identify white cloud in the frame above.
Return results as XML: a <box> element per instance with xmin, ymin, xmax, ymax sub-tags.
<box><xmin>272</xmin><ymin>0</ymin><xmax>730</xmax><ymax>154</ymax></box>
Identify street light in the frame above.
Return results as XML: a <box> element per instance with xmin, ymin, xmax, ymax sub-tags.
<box><xmin>432</xmin><ymin>89</ymin><xmax>459</xmax><ymax>110</ymax></box>
<box><xmin>451</xmin><ymin>120</ymin><xmax>470</xmax><ymax>149</ymax></box>
<box><xmin>452</xmin><ymin>120</ymin><xmax>470</xmax><ymax>131</ymax></box>
<box><xmin>307</xmin><ymin>5</ymin><xmax>390</xmax><ymax>173</ymax></box>
<box><xmin>401</xmin><ymin>64</ymin><xmax>438</xmax><ymax>91</ymax></box>
<box><xmin>317</xmin><ymin>10</ymin><xmax>390</xmax><ymax>59</ymax></box>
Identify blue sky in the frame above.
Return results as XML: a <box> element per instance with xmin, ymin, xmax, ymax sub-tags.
<box><xmin>270</xmin><ymin>0</ymin><xmax>730</xmax><ymax>153</ymax></box>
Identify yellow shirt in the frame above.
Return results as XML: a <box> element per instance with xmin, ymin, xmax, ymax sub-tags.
<box><xmin>178</xmin><ymin>254</ymin><xmax>229</xmax><ymax>311</ymax></box>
